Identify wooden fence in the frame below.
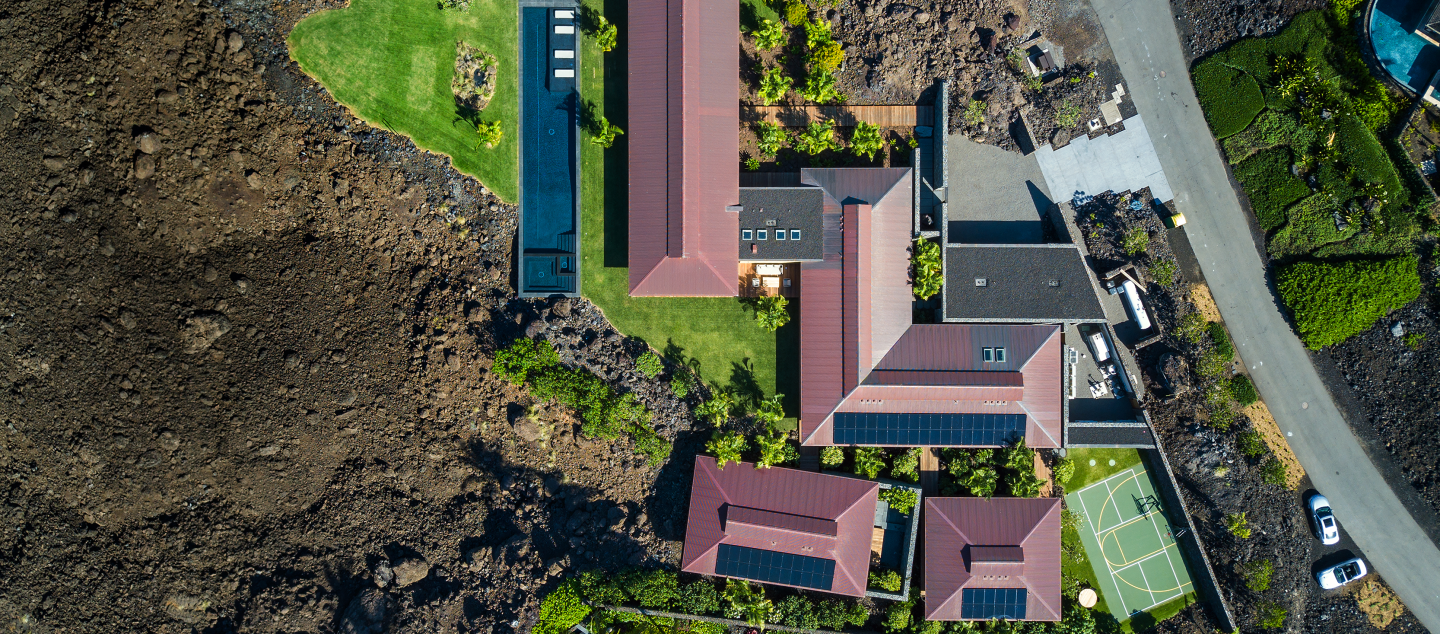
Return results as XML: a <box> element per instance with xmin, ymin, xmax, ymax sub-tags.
<box><xmin>741</xmin><ymin>105</ymin><xmax>934</xmax><ymax>127</ymax></box>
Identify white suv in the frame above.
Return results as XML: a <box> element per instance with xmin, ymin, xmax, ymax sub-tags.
<box><xmin>1309</xmin><ymin>494</ymin><xmax>1340</xmax><ymax>545</ymax></box>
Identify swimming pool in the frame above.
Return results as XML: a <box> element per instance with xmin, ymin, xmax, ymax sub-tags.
<box><xmin>1370</xmin><ymin>0</ymin><xmax>1440</xmax><ymax>93</ymax></box>
<box><xmin>518</xmin><ymin>3</ymin><xmax>581</xmax><ymax>296</ymax></box>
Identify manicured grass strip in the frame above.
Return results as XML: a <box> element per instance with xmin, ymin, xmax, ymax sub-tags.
<box><xmin>1277</xmin><ymin>255</ymin><xmax>1421</xmax><ymax>349</ymax></box>
<box><xmin>1233</xmin><ymin>147</ymin><xmax>1309</xmax><ymax>230</ymax></box>
<box><xmin>1192</xmin><ymin>62</ymin><xmax>1264</xmax><ymax>139</ymax></box>
<box><xmin>288</xmin><ymin>0</ymin><xmax>519</xmax><ymax>202</ymax></box>
<box><xmin>1060</xmin><ymin>448</ymin><xmax>1142</xmax><ymax>492</ymax></box>
<box><xmin>577</xmin><ymin>0</ymin><xmax>793</xmax><ymax>410</ymax></box>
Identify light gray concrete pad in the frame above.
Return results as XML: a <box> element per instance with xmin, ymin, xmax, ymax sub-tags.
<box><xmin>1034</xmin><ymin>115</ymin><xmax>1175</xmax><ymax>203</ymax></box>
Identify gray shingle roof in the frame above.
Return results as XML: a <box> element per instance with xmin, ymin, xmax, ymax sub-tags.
<box><xmin>739</xmin><ymin>188</ymin><xmax>824</xmax><ymax>261</ymax></box>
<box><xmin>944</xmin><ymin>244</ymin><xmax>1106</xmax><ymax>322</ymax></box>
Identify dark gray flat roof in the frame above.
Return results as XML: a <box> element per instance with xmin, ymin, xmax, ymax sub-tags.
<box><xmin>739</xmin><ymin>187</ymin><xmax>824</xmax><ymax>261</ymax></box>
<box><xmin>944</xmin><ymin>244</ymin><xmax>1106</xmax><ymax>322</ymax></box>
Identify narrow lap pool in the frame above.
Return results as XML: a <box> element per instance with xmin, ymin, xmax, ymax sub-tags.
<box><xmin>518</xmin><ymin>2</ymin><xmax>580</xmax><ymax>296</ymax></box>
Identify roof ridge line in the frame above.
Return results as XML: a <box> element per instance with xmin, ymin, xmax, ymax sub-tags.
<box><xmin>1017</xmin><ymin>401</ymin><xmax>1058</xmax><ymax>447</ymax></box>
<box><xmin>1016</xmin><ymin>326</ymin><xmax>1060</xmax><ymax>371</ymax></box>
<box><xmin>1016</xmin><ymin>498</ymin><xmax>1060</xmax><ymax>545</ymax></box>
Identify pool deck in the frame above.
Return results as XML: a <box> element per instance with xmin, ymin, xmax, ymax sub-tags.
<box><xmin>518</xmin><ymin>1</ymin><xmax>581</xmax><ymax>297</ymax></box>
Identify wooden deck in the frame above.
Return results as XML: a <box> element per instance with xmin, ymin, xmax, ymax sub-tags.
<box><xmin>742</xmin><ymin>104</ymin><xmax>934</xmax><ymax>127</ymax></box>
<box><xmin>738</xmin><ymin>262</ymin><xmax>799</xmax><ymax>298</ymax></box>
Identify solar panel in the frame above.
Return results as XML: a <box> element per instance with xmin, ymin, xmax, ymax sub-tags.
<box><xmin>960</xmin><ymin>587</ymin><xmax>1028</xmax><ymax>620</ymax></box>
<box><xmin>714</xmin><ymin>544</ymin><xmax>836</xmax><ymax>591</ymax></box>
<box><xmin>832</xmin><ymin>413</ymin><xmax>1025</xmax><ymax>446</ymax></box>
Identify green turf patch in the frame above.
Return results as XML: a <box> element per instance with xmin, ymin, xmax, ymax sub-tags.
<box><xmin>577</xmin><ymin>0</ymin><xmax>795</xmax><ymax>413</ymax></box>
<box><xmin>1277</xmin><ymin>255</ymin><xmax>1422</xmax><ymax>349</ymax></box>
<box><xmin>1233</xmin><ymin>147</ymin><xmax>1309</xmax><ymax>230</ymax></box>
<box><xmin>1192</xmin><ymin>62</ymin><xmax>1264</xmax><ymax>139</ymax></box>
<box><xmin>288</xmin><ymin>0</ymin><xmax>519</xmax><ymax>202</ymax></box>
<box><xmin>1059</xmin><ymin>448</ymin><xmax>1142</xmax><ymax>492</ymax></box>
<box><xmin>1268</xmin><ymin>194</ymin><xmax>1357</xmax><ymax>259</ymax></box>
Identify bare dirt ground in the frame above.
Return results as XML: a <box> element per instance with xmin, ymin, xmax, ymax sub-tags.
<box><xmin>0</xmin><ymin>0</ymin><xmax>696</xmax><ymax>632</ymax></box>
<box><xmin>1168</xmin><ymin>0</ymin><xmax>1328</xmax><ymax>62</ymax></box>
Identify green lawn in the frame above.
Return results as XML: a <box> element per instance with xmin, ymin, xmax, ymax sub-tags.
<box><xmin>288</xmin><ymin>0</ymin><xmax>519</xmax><ymax>202</ymax></box>
<box><xmin>578</xmin><ymin>0</ymin><xmax>797</xmax><ymax>413</ymax></box>
<box><xmin>1060</xmin><ymin>448</ymin><xmax>1142</xmax><ymax>492</ymax></box>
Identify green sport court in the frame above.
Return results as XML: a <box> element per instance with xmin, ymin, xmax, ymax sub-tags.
<box><xmin>1065</xmin><ymin>465</ymin><xmax>1196</xmax><ymax>623</ymax></box>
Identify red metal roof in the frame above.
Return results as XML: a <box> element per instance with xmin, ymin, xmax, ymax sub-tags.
<box><xmin>924</xmin><ymin>497</ymin><xmax>1062</xmax><ymax>621</ymax></box>
<box><xmin>627</xmin><ymin>0</ymin><xmax>739</xmax><ymax>296</ymax></box>
<box><xmin>681</xmin><ymin>456</ymin><xmax>879</xmax><ymax>597</ymax></box>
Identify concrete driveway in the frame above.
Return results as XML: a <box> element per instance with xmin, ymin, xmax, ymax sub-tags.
<box><xmin>1087</xmin><ymin>0</ymin><xmax>1440</xmax><ymax>628</ymax></box>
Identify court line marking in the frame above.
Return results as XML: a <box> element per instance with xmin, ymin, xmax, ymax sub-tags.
<box><xmin>1074</xmin><ymin>466</ymin><xmax>1200</xmax><ymax>617</ymax></box>
<box><xmin>1135</xmin><ymin>557</ymin><xmax>1153</xmax><ymax>614</ymax></box>
<box><xmin>1073</xmin><ymin>486</ymin><xmax>1130</xmax><ymax>616</ymax></box>
<box><xmin>1150</xmin><ymin>500</ymin><xmax>1187</xmax><ymax>601</ymax></box>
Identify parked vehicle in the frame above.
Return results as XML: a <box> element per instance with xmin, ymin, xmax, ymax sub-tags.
<box><xmin>1088</xmin><ymin>331</ymin><xmax>1111</xmax><ymax>362</ymax></box>
<box><xmin>1309</xmin><ymin>494</ymin><xmax>1340</xmax><ymax>545</ymax></box>
<box><xmin>1316</xmin><ymin>558</ymin><xmax>1367</xmax><ymax>589</ymax></box>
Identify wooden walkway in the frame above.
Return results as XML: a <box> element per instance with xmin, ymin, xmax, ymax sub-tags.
<box><xmin>742</xmin><ymin>104</ymin><xmax>934</xmax><ymax>127</ymax></box>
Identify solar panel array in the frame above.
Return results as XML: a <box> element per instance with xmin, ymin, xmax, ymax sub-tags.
<box><xmin>715</xmin><ymin>544</ymin><xmax>836</xmax><ymax>591</ymax></box>
<box><xmin>960</xmin><ymin>587</ymin><xmax>1028</xmax><ymax>620</ymax></box>
<box><xmin>832</xmin><ymin>413</ymin><xmax>1026</xmax><ymax>445</ymax></box>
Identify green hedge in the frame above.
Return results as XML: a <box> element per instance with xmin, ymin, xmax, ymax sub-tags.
<box><xmin>1234</xmin><ymin>147</ymin><xmax>1310</xmax><ymax>230</ymax></box>
<box><xmin>1193</xmin><ymin>62</ymin><xmax>1265</xmax><ymax>138</ymax></box>
<box><xmin>1277</xmin><ymin>255</ymin><xmax>1422</xmax><ymax>348</ymax></box>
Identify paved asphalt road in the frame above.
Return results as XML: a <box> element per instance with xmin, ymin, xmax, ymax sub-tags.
<box><xmin>1088</xmin><ymin>0</ymin><xmax>1440</xmax><ymax>628</ymax></box>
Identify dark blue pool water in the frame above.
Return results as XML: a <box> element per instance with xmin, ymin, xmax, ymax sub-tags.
<box><xmin>519</xmin><ymin>4</ymin><xmax>580</xmax><ymax>296</ymax></box>
<box><xmin>1370</xmin><ymin>0</ymin><xmax>1440</xmax><ymax>92</ymax></box>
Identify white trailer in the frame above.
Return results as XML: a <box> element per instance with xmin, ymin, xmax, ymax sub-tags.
<box><xmin>1120</xmin><ymin>280</ymin><xmax>1152</xmax><ymax>331</ymax></box>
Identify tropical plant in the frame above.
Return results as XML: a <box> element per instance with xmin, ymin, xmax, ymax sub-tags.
<box><xmin>879</xmin><ymin>487</ymin><xmax>918</xmax><ymax>514</ymax></box>
<box><xmin>964</xmin><ymin>99</ymin><xmax>985</xmax><ymax>126</ymax></box>
<box><xmin>1225</xmin><ymin>512</ymin><xmax>1252</xmax><ymax>539</ymax></box>
<box><xmin>881</xmin><ymin>600</ymin><xmax>913</xmax><ymax>633</ymax></box>
<box><xmin>475</xmin><ymin>120</ymin><xmax>503</xmax><ymax>149</ymax></box>
<box><xmin>820</xmin><ymin>446</ymin><xmax>844</xmax><ymax>468</ymax></box>
<box><xmin>587</xmin><ymin>14</ymin><xmax>618</xmax><ymax>52</ymax></box>
<box><xmin>794</xmin><ymin>120</ymin><xmax>840</xmax><ymax>155</ymax></box>
<box><xmin>755</xmin><ymin>427</ymin><xmax>798</xmax><ymax>468</ymax></box>
<box><xmin>1001</xmin><ymin>437</ymin><xmax>1033</xmax><ymax>472</ymax></box>
<box><xmin>755</xmin><ymin>120</ymin><xmax>787</xmax><ymax>156</ymax></box>
<box><xmin>535</xmin><ymin>580</ymin><xmax>591</xmax><ymax>634</ymax></box>
<box><xmin>799</xmin><ymin>69</ymin><xmax>843</xmax><ymax>104</ymax></box>
<box><xmin>670</xmin><ymin>372</ymin><xmax>694</xmax><ymax>399</ymax></box>
<box><xmin>723</xmin><ymin>580</ymin><xmax>772</xmax><ymax>626</ymax></box>
<box><xmin>890</xmin><ymin>447</ymin><xmax>921</xmax><ymax>482</ymax></box>
<box><xmin>748</xmin><ymin>294</ymin><xmax>791</xmax><ymax>332</ymax></box>
<box><xmin>849</xmin><ymin>121</ymin><xmax>884</xmax><ymax>160</ymax></box>
<box><xmin>753</xmin><ymin>19</ymin><xmax>786</xmax><ymax>51</ymax></box>
<box><xmin>1052</xmin><ymin>457</ymin><xmax>1075</xmax><ymax>484</ymax></box>
<box><xmin>911</xmin><ymin>239</ymin><xmax>942</xmax><ymax>299</ymax></box>
<box><xmin>590</xmin><ymin>115</ymin><xmax>625</xmax><ymax>148</ymax></box>
<box><xmin>869</xmin><ymin>569</ymin><xmax>903</xmax><ymax>592</ymax></box>
<box><xmin>958</xmin><ymin>464</ymin><xmax>998</xmax><ymax>498</ymax></box>
<box><xmin>706</xmin><ymin>430</ymin><xmax>748</xmax><ymax>468</ymax></box>
<box><xmin>757</xmin><ymin>66</ymin><xmax>793</xmax><ymax>105</ymax></box>
<box><xmin>743</xmin><ymin>156</ymin><xmax>761</xmax><ymax>171</ymax></box>
<box><xmin>803</xmin><ymin>17</ymin><xmax>832</xmax><ymax>47</ymax></box>
<box><xmin>807</xmin><ymin>39</ymin><xmax>843</xmax><ymax>72</ymax></box>
<box><xmin>1121</xmin><ymin>225</ymin><xmax>1150</xmax><ymax>256</ymax></box>
<box><xmin>697</xmin><ymin>390</ymin><xmax>736</xmax><ymax>425</ymax></box>
<box><xmin>755</xmin><ymin>394</ymin><xmax>786</xmax><ymax>427</ymax></box>
<box><xmin>853</xmin><ymin>446</ymin><xmax>886</xmax><ymax>479</ymax></box>
<box><xmin>1006</xmin><ymin>470</ymin><xmax>1045</xmax><ymax>498</ymax></box>
<box><xmin>635</xmin><ymin>351</ymin><xmax>663</xmax><ymax>378</ymax></box>
<box><xmin>1241</xmin><ymin>559</ymin><xmax>1274</xmax><ymax>591</ymax></box>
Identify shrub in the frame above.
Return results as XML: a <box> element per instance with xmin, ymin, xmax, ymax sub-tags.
<box><xmin>1192</xmin><ymin>61</ymin><xmax>1264</xmax><ymax>138</ymax></box>
<box><xmin>799</xmin><ymin>68</ymin><xmax>843</xmax><ymax>104</ymax></box>
<box><xmin>622</xmin><ymin>568</ymin><xmax>680</xmax><ymax>609</ymax></box>
<box><xmin>820</xmin><ymin>445</ymin><xmax>844</xmax><ymax>468</ymax></box>
<box><xmin>782</xmin><ymin>0</ymin><xmax>807</xmax><ymax>25</ymax></box>
<box><xmin>1175</xmin><ymin>313</ymin><xmax>1208</xmax><ymax>344</ymax></box>
<box><xmin>690</xmin><ymin>622</ymin><xmax>727</xmax><ymax>634</ymax></box>
<box><xmin>474</xmin><ymin>120</ymin><xmax>503</xmax><ymax>149</ymax></box>
<box><xmin>757</xmin><ymin>66</ymin><xmax>793</xmax><ymax>105</ymax></box>
<box><xmin>808</xmin><ymin>39</ymin><xmax>844</xmax><ymax>72</ymax></box>
<box><xmin>1055</xmin><ymin>100</ymin><xmax>1082</xmax><ymax>128</ymax></box>
<box><xmin>1261</xmin><ymin>455</ymin><xmax>1289</xmax><ymax>487</ymax></box>
<box><xmin>1225</xmin><ymin>512</ymin><xmax>1252</xmax><ymax>539</ymax></box>
<box><xmin>1149</xmin><ymin>258</ymin><xmax>1179</xmax><ymax>287</ymax></box>
<box><xmin>911</xmin><ymin>239</ymin><xmax>943</xmax><ymax>299</ymax></box>
<box><xmin>1052</xmin><ymin>457</ymin><xmax>1075</xmax><ymax>485</ymax></box>
<box><xmin>913</xmin><ymin>620</ymin><xmax>943</xmax><ymax>634</ymax></box>
<box><xmin>670</xmin><ymin>373</ymin><xmax>693</xmax><ymax>399</ymax></box>
<box><xmin>890</xmin><ymin>447</ymin><xmax>921</xmax><ymax>482</ymax></box>
<box><xmin>1231</xmin><ymin>374</ymin><xmax>1259</xmax><ymax>406</ymax></box>
<box><xmin>1198</xmin><ymin>349</ymin><xmax>1231</xmax><ymax>379</ymax></box>
<box><xmin>880</xmin><ymin>487</ymin><xmax>919</xmax><ymax>514</ymax></box>
<box><xmin>1238</xmin><ymin>429</ymin><xmax>1267</xmax><ymax>458</ymax></box>
<box><xmin>1404</xmin><ymin>331</ymin><xmax>1427</xmax><ymax>349</ymax></box>
<box><xmin>1007</xmin><ymin>470</ymin><xmax>1046</xmax><ymax>498</ymax></box>
<box><xmin>964</xmin><ymin>99</ymin><xmax>985</xmax><ymax>126</ymax></box>
<box><xmin>850</xmin><ymin>121</ymin><xmax>884</xmax><ymax>160</ymax></box>
<box><xmin>743</xmin><ymin>156</ymin><xmax>761</xmax><ymax>171</ymax></box>
<box><xmin>753</xmin><ymin>19</ymin><xmax>786</xmax><ymax>51</ymax></box>
<box><xmin>1277</xmin><ymin>255</ymin><xmax>1421</xmax><ymax>349</ymax></box>
<box><xmin>577</xmin><ymin>570</ymin><xmax>626</xmax><ymax>604</ymax></box>
<box><xmin>587</xmin><ymin>14</ymin><xmax>618</xmax><ymax>52</ymax></box>
<box><xmin>882</xmin><ymin>601</ymin><xmax>913</xmax><ymax>633</ymax></box>
<box><xmin>755</xmin><ymin>120</ymin><xmax>787</xmax><ymax>156</ymax></box>
<box><xmin>1209</xmin><ymin>322</ymin><xmax>1235</xmax><ymax>360</ymax></box>
<box><xmin>589</xmin><ymin>115</ymin><xmax>625</xmax><ymax>148</ymax></box>
<box><xmin>493</xmin><ymin>338</ymin><xmax>560</xmax><ymax>384</ymax></box>
<box><xmin>747</xmin><ymin>294</ymin><xmax>791</xmax><ymax>332</ymax></box>
<box><xmin>1267</xmin><ymin>194</ymin><xmax>1356</xmax><ymax>259</ymax></box>
<box><xmin>1259</xmin><ymin>602</ymin><xmax>1287</xmax><ymax>629</ymax></box>
<box><xmin>1233</xmin><ymin>147</ymin><xmax>1309</xmax><ymax>230</ymax></box>
<box><xmin>775</xmin><ymin>595</ymin><xmax>819</xmax><ymax>629</ymax></box>
<box><xmin>678</xmin><ymin>580</ymin><xmax>722</xmax><ymax>615</ymax></box>
<box><xmin>870</xmin><ymin>569</ymin><xmax>903</xmax><ymax>592</ymax></box>
<box><xmin>636</xmin><ymin>351</ymin><xmax>663</xmax><ymax>378</ymax></box>
<box><xmin>696</xmin><ymin>390</ymin><xmax>735</xmax><ymax>424</ymax></box>
<box><xmin>803</xmin><ymin>17</ymin><xmax>832</xmax><ymax>47</ymax></box>
<box><xmin>1121</xmin><ymin>225</ymin><xmax>1150</xmax><ymax>256</ymax></box>
<box><xmin>707</xmin><ymin>430</ymin><xmax>748</xmax><ymax>468</ymax></box>
<box><xmin>755</xmin><ymin>427</ymin><xmax>798</xmax><ymax>468</ymax></box>
<box><xmin>723</xmin><ymin>580</ymin><xmax>771</xmax><ymax>626</ymax></box>
<box><xmin>814</xmin><ymin>600</ymin><xmax>869</xmax><ymax>630</ymax></box>
<box><xmin>536</xmin><ymin>579</ymin><xmax>591</xmax><ymax>634</ymax></box>
<box><xmin>755</xmin><ymin>393</ymin><xmax>786</xmax><ymax>427</ymax></box>
<box><xmin>1336</xmin><ymin>114</ymin><xmax>1409</xmax><ymax>219</ymax></box>
<box><xmin>853</xmin><ymin>447</ymin><xmax>886</xmax><ymax>479</ymax></box>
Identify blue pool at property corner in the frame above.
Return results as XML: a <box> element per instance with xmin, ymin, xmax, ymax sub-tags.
<box><xmin>1370</xmin><ymin>0</ymin><xmax>1440</xmax><ymax>92</ymax></box>
<box><xmin>519</xmin><ymin>5</ymin><xmax>580</xmax><ymax>296</ymax></box>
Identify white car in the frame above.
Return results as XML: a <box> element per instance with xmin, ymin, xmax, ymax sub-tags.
<box><xmin>1309</xmin><ymin>494</ymin><xmax>1340</xmax><ymax>545</ymax></box>
<box><xmin>1317</xmin><ymin>558</ymin><xmax>1367</xmax><ymax>589</ymax></box>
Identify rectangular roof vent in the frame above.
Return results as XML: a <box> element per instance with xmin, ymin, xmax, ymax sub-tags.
<box><xmin>975</xmin><ymin>278</ymin><xmax>988</xmax><ymax>287</ymax></box>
